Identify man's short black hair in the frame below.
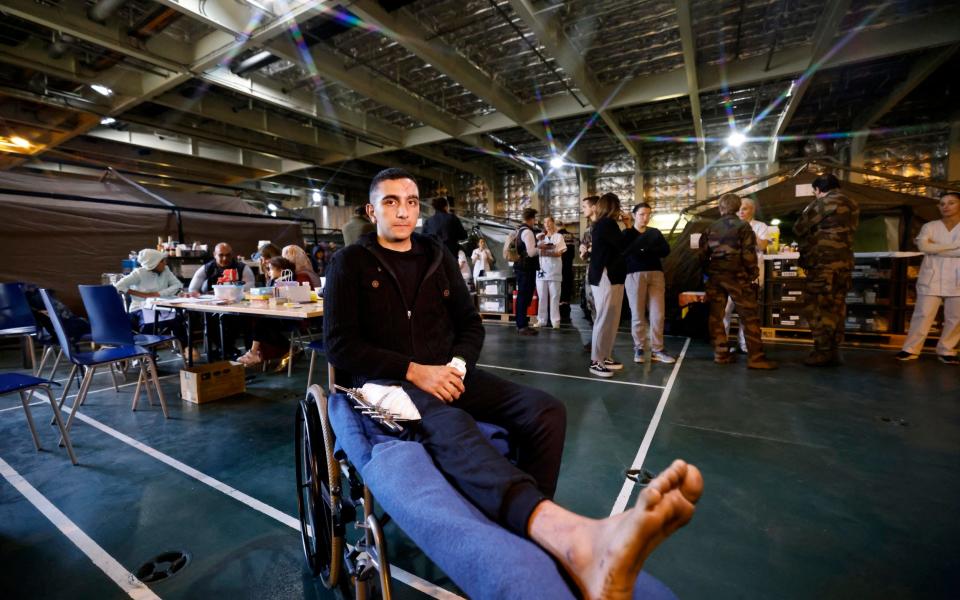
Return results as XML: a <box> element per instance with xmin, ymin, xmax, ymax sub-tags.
<box><xmin>521</xmin><ymin>207</ymin><xmax>538</xmax><ymax>222</ymax></box>
<box><xmin>369</xmin><ymin>168</ymin><xmax>417</xmax><ymax>199</ymax></box>
<box><xmin>811</xmin><ymin>174</ymin><xmax>841</xmax><ymax>194</ymax></box>
<box><xmin>353</xmin><ymin>204</ymin><xmax>368</xmax><ymax>217</ymax></box>
<box><xmin>431</xmin><ymin>196</ymin><xmax>450</xmax><ymax>211</ymax></box>
<box><xmin>632</xmin><ymin>202</ymin><xmax>653</xmax><ymax>214</ymax></box>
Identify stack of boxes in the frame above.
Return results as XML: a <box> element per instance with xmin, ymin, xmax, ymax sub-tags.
<box><xmin>476</xmin><ymin>274</ymin><xmax>514</xmax><ymax>314</ymax></box>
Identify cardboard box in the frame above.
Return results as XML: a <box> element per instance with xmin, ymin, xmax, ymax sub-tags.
<box><xmin>180</xmin><ymin>361</ymin><xmax>246</xmax><ymax>404</ymax></box>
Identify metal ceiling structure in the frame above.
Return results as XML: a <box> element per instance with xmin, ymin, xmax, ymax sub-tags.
<box><xmin>0</xmin><ymin>0</ymin><xmax>958</xmax><ymax>204</ymax></box>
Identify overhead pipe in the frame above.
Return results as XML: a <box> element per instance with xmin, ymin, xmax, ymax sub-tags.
<box><xmin>88</xmin><ymin>0</ymin><xmax>127</xmax><ymax>23</ymax></box>
<box><xmin>231</xmin><ymin>50</ymin><xmax>280</xmax><ymax>77</ymax></box>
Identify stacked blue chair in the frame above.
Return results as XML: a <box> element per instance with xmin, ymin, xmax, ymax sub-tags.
<box><xmin>0</xmin><ymin>373</ymin><xmax>77</xmax><ymax>464</ymax></box>
<box><xmin>0</xmin><ymin>282</ymin><xmax>40</xmax><ymax>372</ymax></box>
<box><xmin>305</xmin><ymin>339</ymin><xmax>325</xmax><ymax>389</ymax></box>
<box><xmin>40</xmin><ymin>289</ymin><xmax>168</xmax><ymax>439</ymax></box>
<box><xmin>79</xmin><ymin>284</ymin><xmax>179</xmax><ymax>399</ymax></box>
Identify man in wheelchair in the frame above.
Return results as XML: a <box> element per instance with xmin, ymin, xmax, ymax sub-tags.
<box><xmin>323</xmin><ymin>168</ymin><xmax>703</xmax><ymax>600</ymax></box>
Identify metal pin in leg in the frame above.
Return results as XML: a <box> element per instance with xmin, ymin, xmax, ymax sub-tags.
<box><xmin>333</xmin><ymin>385</ymin><xmax>405</xmax><ymax>433</ymax></box>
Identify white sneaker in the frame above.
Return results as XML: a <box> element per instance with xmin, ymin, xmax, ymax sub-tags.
<box><xmin>651</xmin><ymin>350</ymin><xmax>676</xmax><ymax>364</ymax></box>
<box><xmin>634</xmin><ymin>348</ymin><xmax>644</xmax><ymax>363</ymax></box>
<box><xmin>603</xmin><ymin>358</ymin><xmax>624</xmax><ymax>370</ymax></box>
<box><xmin>589</xmin><ymin>361</ymin><xmax>614</xmax><ymax>378</ymax></box>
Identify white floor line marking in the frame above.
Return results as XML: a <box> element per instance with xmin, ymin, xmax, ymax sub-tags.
<box><xmin>0</xmin><ymin>456</ymin><xmax>161</xmax><ymax>600</ymax></box>
<box><xmin>610</xmin><ymin>337</ymin><xmax>691</xmax><ymax>516</ymax></box>
<box><xmin>478</xmin><ymin>363</ymin><xmax>667</xmax><ymax>389</ymax></box>
<box><xmin>27</xmin><ymin>358</ymin><xmax>181</xmax><ymax>385</ymax></box>
<box><xmin>0</xmin><ymin>400</ymin><xmax>45</xmax><ymax>413</ymax></box>
<box><xmin>70</xmin><ymin>411</ymin><xmax>463</xmax><ymax>600</ymax></box>
<box><xmin>480</xmin><ymin>318</ymin><xmax>686</xmax><ymax>337</ymax></box>
<box><xmin>0</xmin><ymin>374</ymin><xmax>178</xmax><ymax>417</ymax></box>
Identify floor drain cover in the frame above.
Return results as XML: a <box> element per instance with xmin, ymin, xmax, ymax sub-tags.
<box><xmin>136</xmin><ymin>550</ymin><xmax>191</xmax><ymax>583</ymax></box>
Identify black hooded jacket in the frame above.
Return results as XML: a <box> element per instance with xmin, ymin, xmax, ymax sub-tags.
<box><xmin>323</xmin><ymin>232</ymin><xmax>485</xmax><ymax>383</ymax></box>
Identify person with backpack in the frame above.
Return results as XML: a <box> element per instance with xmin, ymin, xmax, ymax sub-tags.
<box><xmin>513</xmin><ymin>208</ymin><xmax>541</xmax><ymax>336</ymax></box>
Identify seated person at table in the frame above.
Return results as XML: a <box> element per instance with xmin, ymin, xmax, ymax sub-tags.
<box><xmin>236</xmin><ymin>257</ymin><xmax>312</xmax><ymax>368</ymax></box>
<box><xmin>187</xmin><ymin>242</ymin><xmax>255</xmax><ymax>294</ymax></box>
<box><xmin>186</xmin><ymin>242</ymin><xmax>254</xmax><ymax>358</ymax></box>
<box><xmin>114</xmin><ymin>249</ymin><xmax>192</xmax><ymax>358</ymax></box>
<box><xmin>256</xmin><ymin>242</ymin><xmax>282</xmax><ymax>285</ymax></box>
<box><xmin>324</xmin><ymin>168</ymin><xmax>703</xmax><ymax>600</ymax></box>
<box><xmin>281</xmin><ymin>244</ymin><xmax>322</xmax><ymax>288</ymax></box>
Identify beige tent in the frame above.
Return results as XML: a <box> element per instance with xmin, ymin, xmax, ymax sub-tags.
<box><xmin>0</xmin><ymin>171</ymin><xmax>307</xmax><ymax>312</ymax></box>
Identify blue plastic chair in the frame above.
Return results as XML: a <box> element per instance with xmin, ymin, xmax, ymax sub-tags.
<box><xmin>79</xmin><ymin>284</ymin><xmax>179</xmax><ymax>395</ymax></box>
<box><xmin>0</xmin><ymin>282</ymin><xmax>40</xmax><ymax>371</ymax></box>
<box><xmin>78</xmin><ymin>285</ymin><xmax>177</xmax><ymax>351</ymax></box>
<box><xmin>0</xmin><ymin>373</ymin><xmax>77</xmax><ymax>464</ymax></box>
<box><xmin>40</xmin><ymin>289</ymin><xmax>168</xmax><ymax>438</ymax></box>
<box><xmin>305</xmin><ymin>339</ymin><xmax>327</xmax><ymax>389</ymax></box>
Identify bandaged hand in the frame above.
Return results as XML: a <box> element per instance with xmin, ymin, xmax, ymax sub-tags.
<box><xmin>406</xmin><ymin>362</ymin><xmax>465</xmax><ymax>403</ymax></box>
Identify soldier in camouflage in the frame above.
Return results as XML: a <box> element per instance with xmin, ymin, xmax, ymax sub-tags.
<box><xmin>794</xmin><ymin>174</ymin><xmax>860</xmax><ymax>366</ymax></box>
<box><xmin>700</xmin><ymin>194</ymin><xmax>778</xmax><ymax>369</ymax></box>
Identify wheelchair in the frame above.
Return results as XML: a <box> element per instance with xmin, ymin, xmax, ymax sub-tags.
<box><xmin>294</xmin><ymin>370</ymin><xmax>677</xmax><ymax>600</ymax></box>
<box><xmin>295</xmin><ymin>381</ymin><xmax>394</xmax><ymax>599</ymax></box>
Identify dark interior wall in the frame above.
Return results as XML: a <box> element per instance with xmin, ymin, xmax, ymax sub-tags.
<box><xmin>1</xmin><ymin>195</ymin><xmax>176</xmax><ymax>313</ymax></box>
<box><xmin>0</xmin><ymin>195</ymin><xmax>302</xmax><ymax>314</ymax></box>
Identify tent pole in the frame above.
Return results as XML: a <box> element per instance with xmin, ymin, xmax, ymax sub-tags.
<box><xmin>175</xmin><ymin>209</ymin><xmax>184</xmax><ymax>243</ymax></box>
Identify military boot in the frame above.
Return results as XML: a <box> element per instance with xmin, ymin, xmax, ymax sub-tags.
<box><xmin>803</xmin><ymin>350</ymin><xmax>841</xmax><ymax>367</ymax></box>
<box><xmin>747</xmin><ymin>354</ymin><xmax>778</xmax><ymax>370</ymax></box>
<box><xmin>714</xmin><ymin>352</ymin><xmax>736</xmax><ymax>364</ymax></box>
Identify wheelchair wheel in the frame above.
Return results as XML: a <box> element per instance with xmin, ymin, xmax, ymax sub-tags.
<box><xmin>295</xmin><ymin>385</ymin><xmax>343</xmax><ymax>588</ymax></box>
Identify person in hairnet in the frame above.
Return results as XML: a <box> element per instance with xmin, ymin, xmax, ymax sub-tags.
<box><xmin>114</xmin><ymin>248</ymin><xmax>194</xmax><ymax>360</ymax></box>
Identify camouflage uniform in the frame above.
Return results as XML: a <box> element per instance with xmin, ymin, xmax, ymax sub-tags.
<box><xmin>700</xmin><ymin>214</ymin><xmax>768</xmax><ymax>362</ymax></box>
<box><xmin>794</xmin><ymin>189</ymin><xmax>860</xmax><ymax>360</ymax></box>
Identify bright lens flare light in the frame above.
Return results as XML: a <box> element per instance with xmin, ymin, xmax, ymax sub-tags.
<box><xmin>10</xmin><ymin>136</ymin><xmax>31</xmax><ymax>149</ymax></box>
<box><xmin>267</xmin><ymin>202</ymin><xmax>280</xmax><ymax>211</ymax></box>
<box><xmin>549</xmin><ymin>155</ymin><xmax>565</xmax><ymax>169</ymax></box>
<box><xmin>726</xmin><ymin>131</ymin><xmax>746</xmax><ymax>148</ymax></box>
<box><xmin>90</xmin><ymin>84</ymin><xmax>113</xmax><ymax>97</ymax></box>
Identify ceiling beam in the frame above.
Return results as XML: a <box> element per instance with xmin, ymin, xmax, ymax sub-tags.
<box><xmin>397</xmin><ymin>8</ymin><xmax>960</xmax><ymax>153</ymax></box>
<box><xmin>83</xmin><ymin>126</ymin><xmax>310</xmax><ymax>177</ymax></box>
<box><xmin>767</xmin><ymin>0</ymin><xmax>851</xmax><ymax>162</ymax></box>
<box><xmin>506</xmin><ymin>0</ymin><xmax>639</xmax><ymax>158</ymax></box>
<box><xmin>852</xmin><ymin>44</ymin><xmax>959</xmax><ymax>130</ymax></box>
<box><xmin>149</xmin><ymin>91</ymin><xmax>353</xmax><ymax>159</ymax></box>
<box><xmin>347</xmin><ymin>0</ymin><xmax>547</xmax><ymax>142</ymax></box>
<box><xmin>675</xmin><ymin>0</ymin><xmax>704</xmax><ymax>151</ymax></box>
<box><xmin>57</xmin><ymin>135</ymin><xmax>274</xmax><ymax>182</ymax></box>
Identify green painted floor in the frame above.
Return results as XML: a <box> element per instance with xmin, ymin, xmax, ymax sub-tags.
<box><xmin>1</xmin><ymin>316</ymin><xmax>957</xmax><ymax>599</ymax></box>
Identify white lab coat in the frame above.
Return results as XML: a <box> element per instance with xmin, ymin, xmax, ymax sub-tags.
<box><xmin>916</xmin><ymin>220</ymin><xmax>960</xmax><ymax>297</ymax></box>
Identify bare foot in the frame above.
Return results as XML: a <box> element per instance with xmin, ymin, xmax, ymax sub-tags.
<box><xmin>529</xmin><ymin>459</ymin><xmax>703</xmax><ymax>600</ymax></box>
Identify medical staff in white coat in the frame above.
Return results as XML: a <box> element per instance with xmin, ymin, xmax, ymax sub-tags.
<box><xmin>535</xmin><ymin>216</ymin><xmax>566</xmax><ymax>328</ymax></box>
<box><xmin>897</xmin><ymin>192</ymin><xmax>960</xmax><ymax>364</ymax></box>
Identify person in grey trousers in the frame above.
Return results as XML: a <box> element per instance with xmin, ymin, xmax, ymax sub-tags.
<box><xmin>587</xmin><ymin>193</ymin><xmax>628</xmax><ymax>378</ymax></box>
<box><xmin>623</xmin><ymin>203</ymin><xmax>675</xmax><ymax>365</ymax></box>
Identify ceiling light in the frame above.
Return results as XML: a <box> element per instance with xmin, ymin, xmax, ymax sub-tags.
<box><xmin>549</xmin><ymin>155</ymin><xmax>565</xmax><ymax>169</ymax></box>
<box><xmin>311</xmin><ymin>190</ymin><xmax>321</xmax><ymax>204</ymax></box>
<box><xmin>770</xmin><ymin>218</ymin><xmax>781</xmax><ymax>226</ymax></box>
<box><xmin>270</xmin><ymin>211</ymin><xmax>277</xmax><ymax>217</ymax></box>
<box><xmin>90</xmin><ymin>84</ymin><xmax>113</xmax><ymax>97</ymax></box>
<box><xmin>10</xmin><ymin>136</ymin><xmax>31</xmax><ymax>149</ymax></box>
<box><xmin>100</xmin><ymin>117</ymin><xmax>116</xmax><ymax>125</ymax></box>
<box><xmin>267</xmin><ymin>202</ymin><xmax>279</xmax><ymax>211</ymax></box>
<box><xmin>726</xmin><ymin>131</ymin><xmax>746</xmax><ymax>148</ymax></box>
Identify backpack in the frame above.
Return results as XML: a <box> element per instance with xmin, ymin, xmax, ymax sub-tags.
<box><xmin>503</xmin><ymin>228</ymin><xmax>521</xmax><ymax>263</ymax></box>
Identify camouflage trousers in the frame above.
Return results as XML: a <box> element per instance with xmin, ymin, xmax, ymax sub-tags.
<box><xmin>803</xmin><ymin>267</ymin><xmax>852</xmax><ymax>354</ymax></box>
<box><xmin>706</xmin><ymin>276</ymin><xmax>764</xmax><ymax>358</ymax></box>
